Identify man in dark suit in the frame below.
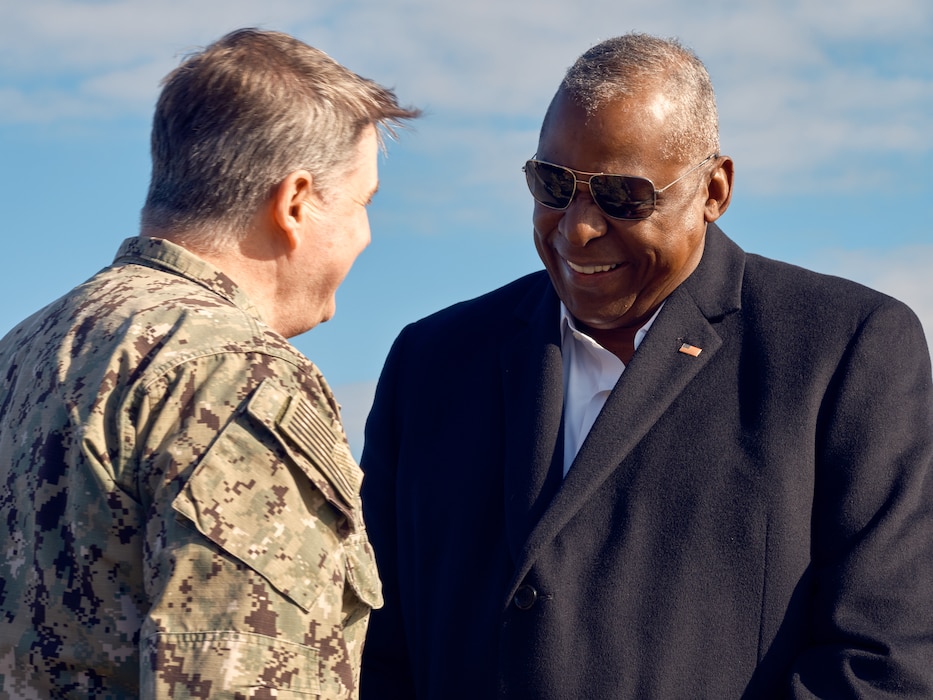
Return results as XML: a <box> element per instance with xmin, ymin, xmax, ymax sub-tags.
<box><xmin>359</xmin><ymin>33</ymin><xmax>933</xmax><ymax>699</ymax></box>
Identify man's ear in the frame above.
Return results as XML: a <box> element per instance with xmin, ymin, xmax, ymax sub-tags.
<box><xmin>704</xmin><ymin>156</ymin><xmax>734</xmax><ymax>223</ymax></box>
<box><xmin>272</xmin><ymin>170</ymin><xmax>318</xmax><ymax>250</ymax></box>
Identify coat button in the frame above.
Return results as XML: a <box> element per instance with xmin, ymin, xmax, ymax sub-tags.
<box><xmin>513</xmin><ymin>585</ymin><xmax>538</xmax><ymax>610</ymax></box>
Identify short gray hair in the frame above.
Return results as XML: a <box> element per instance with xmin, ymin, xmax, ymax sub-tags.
<box><xmin>544</xmin><ymin>33</ymin><xmax>719</xmax><ymax>162</ymax></box>
<box><xmin>140</xmin><ymin>28</ymin><xmax>420</xmax><ymax>251</ymax></box>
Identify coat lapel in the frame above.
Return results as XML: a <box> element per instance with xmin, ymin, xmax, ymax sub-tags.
<box><xmin>506</xmin><ymin>224</ymin><xmax>745</xmax><ymax>597</ymax></box>
<box><xmin>500</xmin><ymin>276</ymin><xmax>565</xmax><ymax>561</ymax></box>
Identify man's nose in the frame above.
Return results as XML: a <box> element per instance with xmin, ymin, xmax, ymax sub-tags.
<box><xmin>558</xmin><ymin>185</ymin><xmax>608</xmax><ymax>246</ymax></box>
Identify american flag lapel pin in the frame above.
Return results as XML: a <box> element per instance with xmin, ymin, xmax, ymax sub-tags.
<box><xmin>678</xmin><ymin>343</ymin><xmax>702</xmax><ymax>357</ymax></box>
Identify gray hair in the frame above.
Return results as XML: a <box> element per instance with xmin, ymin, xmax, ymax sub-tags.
<box><xmin>544</xmin><ymin>33</ymin><xmax>719</xmax><ymax>162</ymax></box>
<box><xmin>140</xmin><ymin>28</ymin><xmax>420</xmax><ymax>252</ymax></box>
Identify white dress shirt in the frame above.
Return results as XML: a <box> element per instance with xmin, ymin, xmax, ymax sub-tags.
<box><xmin>560</xmin><ymin>303</ymin><xmax>661</xmax><ymax>475</ymax></box>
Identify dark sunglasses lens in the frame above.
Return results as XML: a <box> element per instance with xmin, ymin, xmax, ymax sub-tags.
<box><xmin>590</xmin><ymin>175</ymin><xmax>655</xmax><ymax>219</ymax></box>
<box><xmin>525</xmin><ymin>161</ymin><xmax>575</xmax><ymax>209</ymax></box>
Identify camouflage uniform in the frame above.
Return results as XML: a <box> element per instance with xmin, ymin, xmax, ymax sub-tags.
<box><xmin>0</xmin><ymin>237</ymin><xmax>381</xmax><ymax>699</ymax></box>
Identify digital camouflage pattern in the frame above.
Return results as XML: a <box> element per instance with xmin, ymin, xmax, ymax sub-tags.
<box><xmin>0</xmin><ymin>237</ymin><xmax>382</xmax><ymax>699</ymax></box>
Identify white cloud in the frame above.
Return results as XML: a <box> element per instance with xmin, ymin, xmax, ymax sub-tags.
<box><xmin>2</xmin><ymin>0</ymin><xmax>930</xmax><ymax>194</ymax></box>
<box><xmin>1</xmin><ymin>0</ymin><xmax>338</xmax><ymax>71</ymax></box>
<box><xmin>794</xmin><ymin>0</ymin><xmax>932</xmax><ymax>38</ymax></box>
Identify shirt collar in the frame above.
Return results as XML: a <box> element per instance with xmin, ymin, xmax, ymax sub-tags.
<box><xmin>559</xmin><ymin>302</ymin><xmax>664</xmax><ymax>355</ymax></box>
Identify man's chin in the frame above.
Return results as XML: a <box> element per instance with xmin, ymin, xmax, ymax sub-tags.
<box><xmin>317</xmin><ymin>302</ymin><xmax>337</xmax><ymax>326</ymax></box>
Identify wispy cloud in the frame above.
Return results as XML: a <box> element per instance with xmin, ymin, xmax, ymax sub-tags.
<box><xmin>3</xmin><ymin>0</ymin><xmax>930</xmax><ymax>196</ymax></box>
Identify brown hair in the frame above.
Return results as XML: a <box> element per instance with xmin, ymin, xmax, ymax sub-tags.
<box><xmin>140</xmin><ymin>28</ymin><xmax>420</xmax><ymax>250</ymax></box>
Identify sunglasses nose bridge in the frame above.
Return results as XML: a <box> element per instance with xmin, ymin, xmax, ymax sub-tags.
<box><xmin>558</xmin><ymin>181</ymin><xmax>610</xmax><ymax>246</ymax></box>
<box><xmin>573</xmin><ymin>172</ymin><xmax>596</xmax><ymax>195</ymax></box>
<box><xmin>568</xmin><ymin>173</ymin><xmax>599</xmax><ymax>210</ymax></box>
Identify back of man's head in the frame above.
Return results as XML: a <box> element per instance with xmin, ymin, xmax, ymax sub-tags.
<box><xmin>140</xmin><ymin>28</ymin><xmax>419</xmax><ymax>252</ymax></box>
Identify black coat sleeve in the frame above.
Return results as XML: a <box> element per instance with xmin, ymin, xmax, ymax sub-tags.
<box><xmin>790</xmin><ymin>297</ymin><xmax>933</xmax><ymax>697</ymax></box>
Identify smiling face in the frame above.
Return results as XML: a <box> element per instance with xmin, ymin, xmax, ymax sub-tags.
<box><xmin>301</xmin><ymin>124</ymin><xmax>379</xmax><ymax>329</ymax></box>
<box><xmin>533</xmin><ymin>89</ymin><xmax>719</xmax><ymax>346</ymax></box>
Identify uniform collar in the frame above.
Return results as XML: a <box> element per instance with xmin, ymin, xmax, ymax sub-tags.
<box><xmin>113</xmin><ymin>236</ymin><xmax>265</xmax><ymax>322</ymax></box>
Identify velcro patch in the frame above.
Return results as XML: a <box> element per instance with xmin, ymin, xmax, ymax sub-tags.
<box><xmin>276</xmin><ymin>393</ymin><xmax>363</xmax><ymax>507</ymax></box>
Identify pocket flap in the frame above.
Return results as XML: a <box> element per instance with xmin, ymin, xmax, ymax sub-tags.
<box><xmin>344</xmin><ymin>532</ymin><xmax>384</xmax><ymax>609</ymax></box>
<box><xmin>171</xmin><ymin>379</ymin><xmax>368</xmax><ymax>612</ymax></box>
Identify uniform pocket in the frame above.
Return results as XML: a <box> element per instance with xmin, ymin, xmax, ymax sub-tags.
<box><xmin>171</xmin><ymin>378</ymin><xmax>380</xmax><ymax>613</ymax></box>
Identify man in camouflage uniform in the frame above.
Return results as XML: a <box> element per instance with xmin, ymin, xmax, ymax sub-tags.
<box><xmin>0</xmin><ymin>28</ymin><xmax>418</xmax><ymax>699</ymax></box>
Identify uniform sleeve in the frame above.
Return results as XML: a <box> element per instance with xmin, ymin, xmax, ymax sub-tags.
<box><xmin>135</xmin><ymin>355</ymin><xmax>381</xmax><ymax>699</ymax></box>
<box><xmin>359</xmin><ymin>330</ymin><xmax>418</xmax><ymax>700</ymax></box>
<box><xmin>790</xmin><ymin>298</ymin><xmax>933</xmax><ymax>697</ymax></box>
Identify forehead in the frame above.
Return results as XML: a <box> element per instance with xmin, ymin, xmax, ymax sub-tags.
<box><xmin>538</xmin><ymin>90</ymin><xmax>672</xmax><ymax>172</ymax></box>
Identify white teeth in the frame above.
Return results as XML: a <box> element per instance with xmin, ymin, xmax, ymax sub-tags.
<box><xmin>566</xmin><ymin>260</ymin><xmax>619</xmax><ymax>275</ymax></box>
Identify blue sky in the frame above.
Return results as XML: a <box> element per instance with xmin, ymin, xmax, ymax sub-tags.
<box><xmin>2</xmin><ymin>0</ymin><xmax>932</xmax><ymax>456</ymax></box>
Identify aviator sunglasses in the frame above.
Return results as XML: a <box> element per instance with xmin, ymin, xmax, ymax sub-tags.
<box><xmin>523</xmin><ymin>153</ymin><xmax>719</xmax><ymax>220</ymax></box>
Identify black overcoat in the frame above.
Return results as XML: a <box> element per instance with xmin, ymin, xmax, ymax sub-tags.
<box><xmin>360</xmin><ymin>224</ymin><xmax>933</xmax><ymax>699</ymax></box>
